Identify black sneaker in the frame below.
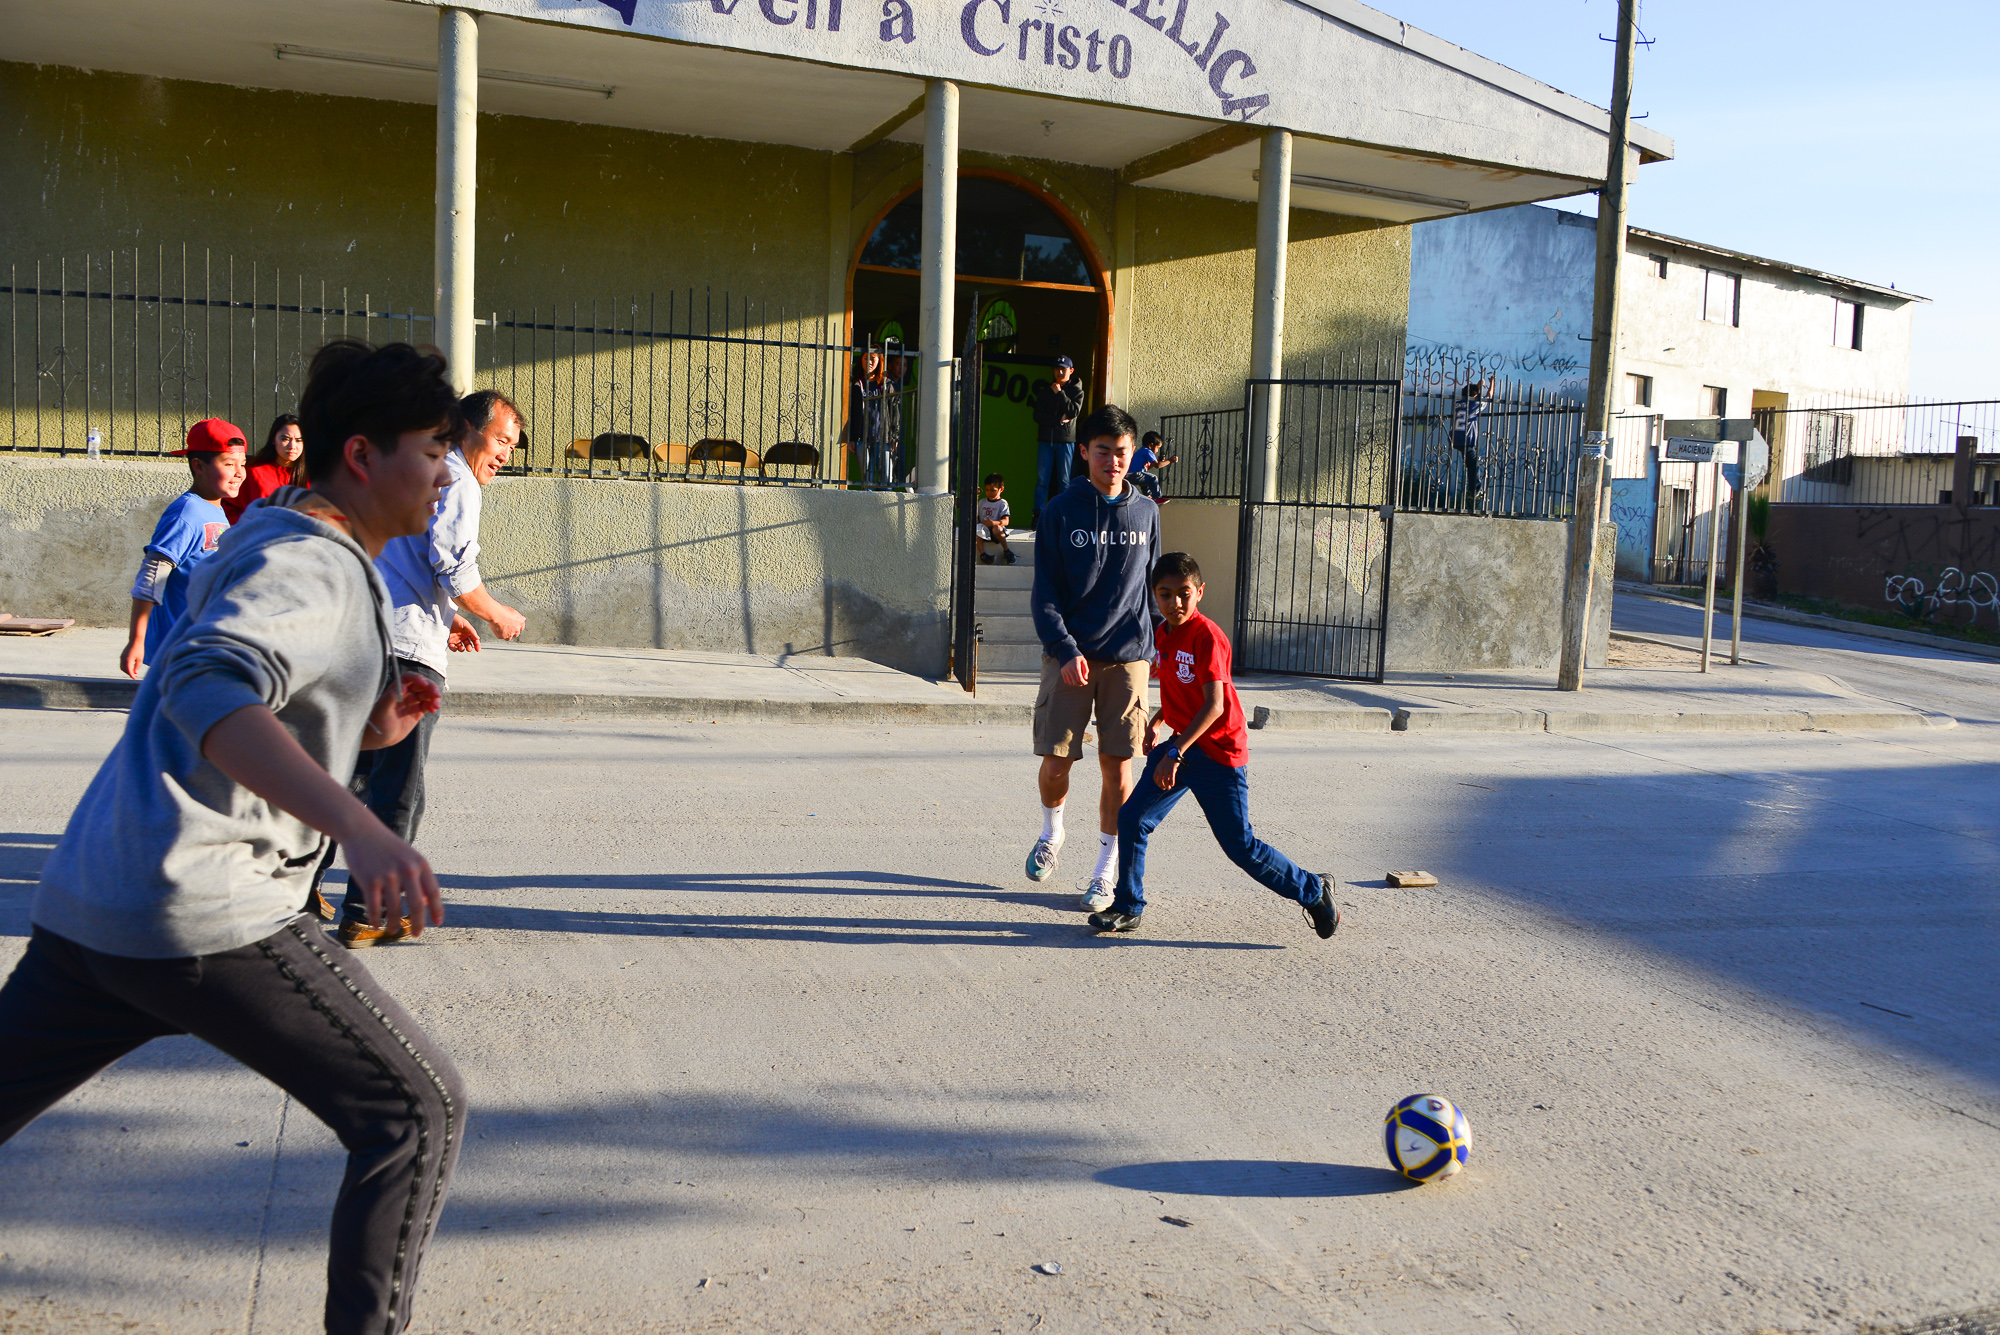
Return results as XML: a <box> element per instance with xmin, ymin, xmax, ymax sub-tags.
<box><xmin>1304</xmin><ymin>874</ymin><xmax>1340</xmax><ymax>940</ymax></box>
<box><xmin>1002</xmin><ymin>550</ymin><xmax>1018</xmax><ymax>565</ymax></box>
<box><xmin>1087</xmin><ymin>909</ymin><xmax>1143</xmax><ymax>933</ymax></box>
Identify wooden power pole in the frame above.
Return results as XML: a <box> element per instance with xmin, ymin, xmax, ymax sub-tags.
<box><xmin>1558</xmin><ymin>0</ymin><xmax>1639</xmax><ymax>692</ymax></box>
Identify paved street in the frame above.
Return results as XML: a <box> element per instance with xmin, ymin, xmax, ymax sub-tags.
<box><xmin>1612</xmin><ymin>592</ymin><xmax>2000</xmax><ymax>726</ymax></box>
<box><xmin>2</xmin><ymin>698</ymin><xmax>1997</xmax><ymax>1334</ymax></box>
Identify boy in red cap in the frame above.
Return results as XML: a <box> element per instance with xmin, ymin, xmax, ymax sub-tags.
<box><xmin>119</xmin><ymin>419</ymin><xmax>246</xmax><ymax>678</ymax></box>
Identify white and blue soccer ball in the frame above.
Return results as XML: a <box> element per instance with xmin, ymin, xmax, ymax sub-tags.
<box><xmin>1384</xmin><ymin>1094</ymin><xmax>1471</xmax><ymax>1182</ymax></box>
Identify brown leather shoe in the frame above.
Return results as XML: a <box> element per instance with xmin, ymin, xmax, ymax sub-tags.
<box><xmin>337</xmin><ymin>915</ymin><xmax>415</xmax><ymax>948</ymax></box>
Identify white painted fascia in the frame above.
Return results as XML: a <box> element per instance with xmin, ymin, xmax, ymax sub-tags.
<box><xmin>1286</xmin><ymin>0</ymin><xmax>1675</xmax><ymax>163</ymax></box>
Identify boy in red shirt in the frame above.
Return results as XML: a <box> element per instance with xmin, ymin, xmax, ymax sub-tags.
<box><xmin>1088</xmin><ymin>551</ymin><xmax>1340</xmax><ymax>938</ymax></box>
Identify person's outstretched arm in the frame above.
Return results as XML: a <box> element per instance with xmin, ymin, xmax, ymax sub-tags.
<box><xmin>201</xmin><ymin>696</ymin><xmax>443</xmax><ymax>932</ymax></box>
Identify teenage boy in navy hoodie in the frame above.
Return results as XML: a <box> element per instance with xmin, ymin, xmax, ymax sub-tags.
<box><xmin>1026</xmin><ymin>402</ymin><xmax>1160</xmax><ymax>912</ymax></box>
<box><xmin>0</xmin><ymin>340</ymin><xmax>468</xmax><ymax>1335</ymax></box>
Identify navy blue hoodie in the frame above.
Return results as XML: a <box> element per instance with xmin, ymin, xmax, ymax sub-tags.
<box><xmin>1031</xmin><ymin>476</ymin><xmax>1161</xmax><ymax>665</ymax></box>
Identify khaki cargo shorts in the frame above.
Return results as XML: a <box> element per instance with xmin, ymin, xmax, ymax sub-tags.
<box><xmin>1033</xmin><ymin>656</ymin><xmax>1150</xmax><ymax>759</ymax></box>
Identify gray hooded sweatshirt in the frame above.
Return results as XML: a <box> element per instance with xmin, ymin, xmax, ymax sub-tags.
<box><xmin>34</xmin><ymin>487</ymin><xmax>394</xmax><ymax>959</ymax></box>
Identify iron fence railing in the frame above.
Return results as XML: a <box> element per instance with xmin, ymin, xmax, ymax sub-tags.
<box><xmin>1763</xmin><ymin>397</ymin><xmax>2000</xmax><ymax>506</ymax></box>
<box><xmin>1146</xmin><ymin>376</ymin><xmax>1583</xmax><ymax>520</ymax></box>
<box><xmin>2</xmin><ymin>248</ymin><xmax>427</xmax><ymax>457</ymax></box>
<box><xmin>1397</xmin><ymin>380</ymin><xmax>1584</xmax><ymax>519</ymax></box>
<box><xmin>1</xmin><ymin>249</ymin><xmax>918</xmax><ymax>491</ymax></box>
<box><xmin>1153</xmin><ymin>407</ymin><xmax>1244</xmax><ymax>500</ymax></box>
<box><xmin>475</xmin><ymin>294</ymin><xmax>915</xmax><ymax>489</ymax></box>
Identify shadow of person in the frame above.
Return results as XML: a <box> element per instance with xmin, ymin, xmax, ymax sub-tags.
<box><xmin>1095</xmin><ymin>1159</ymin><xmax>1418</xmax><ymax>1198</ymax></box>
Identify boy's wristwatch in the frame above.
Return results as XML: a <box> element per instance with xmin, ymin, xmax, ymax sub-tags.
<box><xmin>1163</xmin><ymin>742</ymin><xmax>1183</xmax><ymax>762</ymax></box>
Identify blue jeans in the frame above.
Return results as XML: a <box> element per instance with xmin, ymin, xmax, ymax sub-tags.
<box><xmin>1034</xmin><ymin>436</ymin><xmax>1074</xmax><ymax>520</ymax></box>
<box><xmin>1113</xmin><ymin>745</ymin><xmax>1320</xmax><ymax>915</ymax></box>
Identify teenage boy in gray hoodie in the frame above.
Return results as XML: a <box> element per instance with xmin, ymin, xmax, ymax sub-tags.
<box><xmin>0</xmin><ymin>339</ymin><xmax>468</xmax><ymax>1335</ymax></box>
<box><xmin>1027</xmin><ymin>402</ymin><xmax>1159</xmax><ymax>912</ymax></box>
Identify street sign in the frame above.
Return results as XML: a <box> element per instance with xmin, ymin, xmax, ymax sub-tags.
<box><xmin>1665</xmin><ymin>437</ymin><xmax>1718</xmax><ymax>463</ymax></box>
<box><xmin>1722</xmin><ymin>436</ymin><xmax>1770</xmax><ymax>491</ymax></box>
<box><xmin>1663</xmin><ymin>417</ymin><xmax>1760</xmax><ymax>443</ymax></box>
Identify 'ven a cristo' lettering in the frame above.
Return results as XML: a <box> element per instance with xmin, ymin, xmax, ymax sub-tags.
<box><xmin>962</xmin><ymin>1</ymin><xmax>1133</xmax><ymax>80</ymax></box>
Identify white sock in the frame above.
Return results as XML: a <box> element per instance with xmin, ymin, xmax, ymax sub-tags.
<box><xmin>1093</xmin><ymin>831</ymin><xmax>1118</xmax><ymax>882</ymax></box>
<box><xmin>1041</xmin><ymin>804</ymin><xmax>1065</xmax><ymax>843</ymax></box>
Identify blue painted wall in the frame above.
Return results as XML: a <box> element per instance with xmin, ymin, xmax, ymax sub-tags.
<box><xmin>1407</xmin><ymin>205</ymin><xmax>1596</xmax><ymax>400</ymax></box>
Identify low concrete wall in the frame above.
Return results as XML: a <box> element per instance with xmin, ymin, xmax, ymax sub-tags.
<box><xmin>1157</xmin><ymin>500</ymin><xmax>1239</xmax><ymax>634</ymax></box>
<box><xmin>1161</xmin><ymin>499</ymin><xmax>1609</xmax><ymax>673</ymax></box>
<box><xmin>0</xmin><ymin>458</ymin><xmax>953</xmax><ymax>675</ymax></box>
<box><xmin>1386</xmin><ymin>512</ymin><xmax>1613</xmax><ymax>671</ymax></box>
<box><xmin>1769</xmin><ymin>503</ymin><xmax>2000</xmax><ymax>632</ymax></box>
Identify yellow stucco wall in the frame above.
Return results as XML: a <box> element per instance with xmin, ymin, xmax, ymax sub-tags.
<box><xmin>1125</xmin><ymin>187</ymin><xmax>1409</xmax><ymax>424</ymax></box>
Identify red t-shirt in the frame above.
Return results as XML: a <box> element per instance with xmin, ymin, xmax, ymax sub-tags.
<box><xmin>1151</xmin><ymin>612</ymin><xmax>1250</xmax><ymax>767</ymax></box>
<box><xmin>223</xmin><ymin>461</ymin><xmax>295</xmax><ymax>524</ymax></box>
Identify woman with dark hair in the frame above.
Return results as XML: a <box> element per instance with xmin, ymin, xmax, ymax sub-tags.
<box><xmin>852</xmin><ymin>350</ymin><xmax>892</xmax><ymax>486</ymax></box>
<box><xmin>224</xmin><ymin>413</ymin><xmax>306</xmax><ymax>523</ymax></box>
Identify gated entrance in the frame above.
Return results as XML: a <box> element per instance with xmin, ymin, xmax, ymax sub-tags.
<box><xmin>1233</xmin><ymin>378</ymin><xmax>1401</xmax><ymax>682</ymax></box>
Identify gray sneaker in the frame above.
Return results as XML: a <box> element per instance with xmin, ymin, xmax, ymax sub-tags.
<box><xmin>1078</xmin><ymin>876</ymin><xmax>1115</xmax><ymax>912</ymax></box>
<box><xmin>1026</xmin><ymin>834</ymin><xmax>1064</xmax><ymax>882</ymax></box>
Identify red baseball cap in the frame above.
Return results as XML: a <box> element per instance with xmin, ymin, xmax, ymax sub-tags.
<box><xmin>173</xmin><ymin>418</ymin><xmax>248</xmax><ymax>455</ymax></box>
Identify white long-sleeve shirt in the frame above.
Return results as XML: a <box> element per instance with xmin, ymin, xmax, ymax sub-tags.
<box><xmin>375</xmin><ymin>447</ymin><xmax>482</xmax><ymax>676</ymax></box>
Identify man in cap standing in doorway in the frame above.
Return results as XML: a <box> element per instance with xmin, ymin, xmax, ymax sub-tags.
<box><xmin>1032</xmin><ymin>355</ymin><xmax>1085</xmax><ymax>527</ymax></box>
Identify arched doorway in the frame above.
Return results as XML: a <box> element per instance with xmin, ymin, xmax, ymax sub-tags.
<box><xmin>849</xmin><ymin>173</ymin><xmax>1110</xmax><ymax>514</ymax></box>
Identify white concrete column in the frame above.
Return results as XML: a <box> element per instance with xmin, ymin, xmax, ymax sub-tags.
<box><xmin>916</xmin><ymin>79</ymin><xmax>959</xmax><ymax>495</ymax></box>
<box><xmin>434</xmin><ymin>8</ymin><xmax>478</xmax><ymax>393</ymax></box>
<box><xmin>1250</xmin><ymin>128</ymin><xmax>1291</xmax><ymax>503</ymax></box>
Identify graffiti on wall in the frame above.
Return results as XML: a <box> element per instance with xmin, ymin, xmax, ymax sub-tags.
<box><xmin>1884</xmin><ymin>569</ymin><xmax>1999</xmax><ymax>627</ymax></box>
<box><xmin>1404</xmin><ymin>339</ymin><xmax>1588</xmax><ymax>401</ymax></box>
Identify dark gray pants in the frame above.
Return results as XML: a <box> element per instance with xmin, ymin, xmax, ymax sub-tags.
<box><xmin>310</xmin><ymin>657</ymin><xmax>444</xmax><ymax>922</ymax></box>
<box><xmin>0</xmin><ymin>917</ymin><xmax>466</xmax><ymax>1335</ymax></box>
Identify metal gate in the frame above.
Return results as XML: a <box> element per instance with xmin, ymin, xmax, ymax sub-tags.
<box><xmin>947</xmin><ymin>310</ymin><xmax>983</xmax><ymax>691</ymax></box>
<box><xmin>1233</xmin><ymin>378</ymin><xmax>1401</xmax><ymax>682</ymax></box>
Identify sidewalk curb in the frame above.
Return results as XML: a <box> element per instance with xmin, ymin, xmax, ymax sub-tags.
<box><xmin>1616</xmin><ymin>583</ymin><xmax>2000</xmax><ymax>662</ymax></box>
<box><xmin>2</xmin><ymin>674</ymin><xmax>1953</xmax><ymax>735</ymax></box>
<box><xmin>0</xmin><ymin>674</ymin><xmax>1034</xmax><ymax>727</ymax></box>
<box><xmin>1392</xmin><ymin>704</ymin><xmax>1953</xmax><ymax>734</ymax></box>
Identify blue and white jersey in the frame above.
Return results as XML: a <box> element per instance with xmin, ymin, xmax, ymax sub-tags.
<box><xmin>140</xmin><ymin>492</ymin><xmax>229</xmax><ymax>659</ymax></box>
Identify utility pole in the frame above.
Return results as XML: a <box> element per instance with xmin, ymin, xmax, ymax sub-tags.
<box><xmin>1557</xmin><ymin>0</ymin><xmax>1638</xmax><ymax>691</ymax></box>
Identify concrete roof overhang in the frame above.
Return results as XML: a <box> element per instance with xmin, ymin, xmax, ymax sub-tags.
<box><xmin>2</xmin><ymin>0</ymin><xmax>1674</xmax><ymax>224</ymax></box>
<box><xmin>1629</xmin><ymin>228</ymin><xmax>1927</xmax><ymax>306</ymax></box>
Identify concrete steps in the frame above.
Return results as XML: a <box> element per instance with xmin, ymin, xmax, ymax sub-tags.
<box><xmin>974</xmin><ymin>534</ymin><xmax>1042</xmax><ymax>674</ymax></box>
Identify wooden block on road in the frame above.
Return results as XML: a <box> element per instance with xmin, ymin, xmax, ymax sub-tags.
<box><xmin>1387</xmin><ymin>870</ymin><xmax>1438</xmax><ymax>888</ymax></box>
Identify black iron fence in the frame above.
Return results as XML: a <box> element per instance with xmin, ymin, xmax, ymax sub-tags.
<box><xmin>474</xmin><ymin>295</ymin><xmax>914</xmax><ymax>489</ymax></box>
<box><xmin>1397</xmin><ymin>380</ymin><xmax>1584</xmax><ymax>519</ymax></box>
<box><xmin>1</xmin><ymin>249</ymin><xmax>917</xmax><ymax>491</ymax></box>
<box><xmin>1147</xmin><ymin>376</ymin><xmax>1582</xmax><ymax>520</ymax></box>
<box><xmin>1153</xmin><ymin>406</ymin><xmax>1244</xmax><ymax>500</ymax></box>
<box><xmin>2</xmin><ymin>248</ymin><xmax>427</xmax><ymax>457</ymax></box>
<box><xmin>1233</xmin><ymin>378</ymin><xmax>1400</xmax><ymax>682</ymax></box>
<box><xmin>1762</xmin><ymin>397</ymin><xmax>2000</xmax><ymax>506</ymax></box>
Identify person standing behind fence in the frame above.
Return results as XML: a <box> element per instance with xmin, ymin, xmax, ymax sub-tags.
<box><xmin>317</xmin><ymin>389</ymin><xmax>527</xmax><ymax>947</ymax></box>
<box><xmin>120</xmin><ymin>419</ymin><xmax>246</xmax><ymax>679</ymax></box>
<box><xmin>1451</xmin><ymin>379</ymin><xmax>1490</xmax><ymax>506</ymax></box>
<box><xmin>224</xmin><ymin>414</ymin><xmax>306</xmax><ymax>524</ymax></box>
<box><xmin>852</xmin><ymin>351</ymin><xmax>891</xmax><ymax>486</ymax></box>
<box><xmin>1032</xmin><ymin>355</ymin><xmax>1085</xmax><ymax>526</ymax></box>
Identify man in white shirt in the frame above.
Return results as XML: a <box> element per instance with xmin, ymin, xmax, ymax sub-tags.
<box><xmin>326</xmin><ymin>389</ymin><xmax>528</xmax><ymax>945</ymax></box>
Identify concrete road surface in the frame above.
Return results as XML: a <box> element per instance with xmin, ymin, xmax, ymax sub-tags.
<box><xmin>1</xmin><ymin>710</ymin><xmax>1996</xmax><ymax>1335</ymax></box>
<box><xmin>1612</xmin><ymin>592</ymin><xmax>2000</xmax><ymax>725</ymax></box>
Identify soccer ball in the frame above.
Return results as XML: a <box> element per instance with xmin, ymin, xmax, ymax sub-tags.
<box><xmin>1384</xmin><ymin>1094</ymin><xmax>1471</xmax><ymax>1182</ymax></box>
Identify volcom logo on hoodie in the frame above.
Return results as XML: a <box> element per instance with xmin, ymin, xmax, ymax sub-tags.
<box><xmin>1070</xmin><ymin>528</ymin><xmax>1150</xmax><ymax>549</ymax></box>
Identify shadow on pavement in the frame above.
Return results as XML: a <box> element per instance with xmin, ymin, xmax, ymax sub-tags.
<box><xmin>441</xmin><ymin>900</ymin><xmax>1281</xmax><ymax>951</ymax></box>
<box><xmin>1096</xmin><ymin>1160</ymin><xmax>1417</xmax><ymax>1198</ymax></box>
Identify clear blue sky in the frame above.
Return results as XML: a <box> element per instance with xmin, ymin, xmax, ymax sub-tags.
<box><xmin>1378</xmin><ymin>0</ymin><xmax>1997</xmax><ymax>400</ymax></box>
